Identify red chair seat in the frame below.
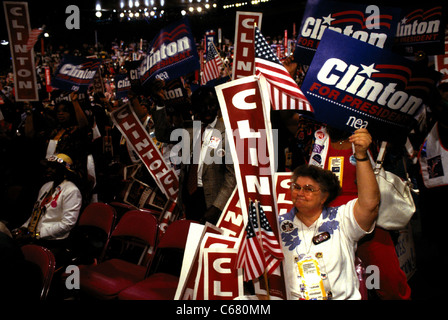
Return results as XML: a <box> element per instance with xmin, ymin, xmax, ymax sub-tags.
<box><xmin>118</xmin><ymin>273</ymin><xmax>179</xmax><ymax>300</ymax></box>
<box><xmin>80</xmin><ymin>259</ymin><xmax>147</xmax><ymax>299</ymax></box>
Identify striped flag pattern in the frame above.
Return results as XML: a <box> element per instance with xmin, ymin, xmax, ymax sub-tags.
<box><xmin>237</xmin><ymin>200</ymin><xmax>284</xmax><ymax>282</ymax></box>
<box><xmin>254</xmin><ymin>27</ymin><xmax>313</xmax><ymax>113</ymax></box>
<box><xmin>201</xmin><ymin>42</ymin><xmax>223</xmax><ymax>85</ymax></box>
<box><xmin>26</xmin><ymin>28</ymin><xmax>44</xmax><ymax>52</ymax></box>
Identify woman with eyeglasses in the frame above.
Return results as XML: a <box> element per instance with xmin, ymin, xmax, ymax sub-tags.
<box><xmin>279</xmin><ymin>128</ymin><xmax>380</xmax><ymax>300</ymax></box>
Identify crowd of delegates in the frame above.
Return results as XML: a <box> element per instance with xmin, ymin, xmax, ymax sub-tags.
<box><xmin>0</xmin><ymin>29</ymin><xmax>446</xmax><ymax>300</ymax></box>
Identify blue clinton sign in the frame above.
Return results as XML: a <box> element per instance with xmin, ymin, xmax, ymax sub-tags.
<box><xmin>301</xmin><ymin>30</ymin><xmax>440</xmax><ymax>142</ymax></box>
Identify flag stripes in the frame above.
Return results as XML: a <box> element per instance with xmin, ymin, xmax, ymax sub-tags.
<box><xmin>236</xmin><ymin>200</ymin><xmax>284</xmax><ymax>282</ymax></box>
<box><xmin>254</xmin><ymin>27</ymin><xmax>313</xmax><ymax>113</ymax></box>
<box><xmin>26</xmin><ymin>28</ymin><xmax>44</xmax><ymax>52</ymax></box>
<box><xmin>201</xmin><ymin>42</ymin><xmax>223</xmax><ymax>85</ymax></box>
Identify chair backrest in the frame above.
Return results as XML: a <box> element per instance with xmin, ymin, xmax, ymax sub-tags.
<box><xmin>111</xmin><ymin>210</ymin><xmax>158</xmax><ymax>246</ymax></box>
<box><xmin>108</xmin><ymin>201</ymin><xmax>137</xmax><ymax>221</ymax></box>
<box><xmin>157</xmin><ymin>219</ymin><xmax>194</xmax><ymax>249</ymax></box>
<box><xmin>79</xmin><ymin>202</ymin><xmax>117</xmax><ymax>235</ymax></box>
<box><xmin>138</xmin><ymin>207</ymin><xmax>162</xmax><ymax>218</ymax></box>
<box><xmin>21</xmin><ymin>244</ymin><xmax>56</xmax><ymax>300</ymax></box>
<box><xmin>147</xmin><ymin>220</ymin><xmax>194</xmax><ymax>277</ymax></box>
<box><xmin>69</xmin><ymin>203</ymin><xmax>117</xmax><ymax>264</ymax></box>
<box><xmin>105</xmin><ymin>210</ymin><xmax>159</xmax><ymax>265</ymax></box>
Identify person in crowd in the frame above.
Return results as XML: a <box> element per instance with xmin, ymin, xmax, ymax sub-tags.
<box><xmin>25</xmin><ymin>92</ymin><xmax>92</xmax><ymax>205</ymax></box>
<box><xmin>33</xmin><ymin>93</ymin><xmax>90</xmax><ymax>160</ymax></box>
<box><xmin>149</xmin><ymin>77</ymin><xmax>194</xmax><ymax>178</ymax></box>
<box><xmin>309</xmin><ymin>125</ymin><xmax>411</xmax><ymax>300</ymax></box>
<box><xmin>279</xmin><ymin>128</ymin><xmax>380</xmax><ymax>300</ymax></box>
<box><xmin>0</xmin><ymin>100</ymin><xmax>48</xmax><ymax>229</ymax></box>
<box><xmin>272</xmin><ymin>109</ymin><xmax>321</xmax><ymax>172</ymax></box>
<box><xmin>417</xmin><ymin>83</ymin><xmax>448</xmax><ymax>278</ymax></box>
<box><xmin>152</xmin><ymin>84</ymin><xmax>236</xmax><ymax>224</ymax></box>
<box><xmin>11</xmin><ymin>153</ymin><xmax>82</xmax><ymax>266</ymax></box>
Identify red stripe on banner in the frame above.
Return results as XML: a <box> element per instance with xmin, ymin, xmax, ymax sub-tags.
<box><xmin>152</xmin><ymin>24</ymin><xmax>189</xmax><ymax>47</ymax></box>
<box><xmin>372</xmin><ymin>73</ymin><xmax>409</xmax><ymax>85</ymax></box>
<box><xmin>375</xmin><ymin>64</ymin><xmax>412</xmax><ymax>76</ymax></box>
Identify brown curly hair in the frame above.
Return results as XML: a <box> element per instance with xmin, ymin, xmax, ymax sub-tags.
<box><xmin>291</xmin><ymin>164</ymin><xmax>341</xmax><ymax>207</ymax></box>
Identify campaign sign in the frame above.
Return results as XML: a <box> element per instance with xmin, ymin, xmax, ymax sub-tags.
<box><xmin>124</xmin><ymin>60</ymin><xmax>141</xmax><ymax>86</ymax></box>
<box><xmin>51</xmin><ymin>55</ymin><xmax>101</xmax><ymax>93</ymax></box>
<box><xmin>163</xmin><ymin>78</ymin><xmax>190</xmax><ymax>109</ymax></box>
<box><xmin>232</xmin><ymin>11</ymin><xmax>263</xmax><ymax>80</ymax></box>
<box><xmin>110</xmin><ymin>103</ymin><xmax>179</xmax><ymax>201</ymax></box>
<box><xmin>216</xmin><ymin>76</ymin><xmax>287</xmax><ymax>299</ymax></box>
<box><xmin>301</xmin><ymin>30</ymin><xmax>440</xmax><ymax>143</ymax></box>
<box><xmin>139</xmin><ymin>17</ymin><xmax>200</xmax><ymax>85</ymax></box>
<box><xmin>193</xmin><ymin>234</ymin><xmax>241</xmax><ymax>300</ymax></box>
<box><xmin>294</xmin><ymin>0</ymin><xmax>400</xmax><ymax>66</ymax></box>
<box><xmin>114</xmin><ymin>73</ymin><xmax>131</xmax><ymax>99</ymax></box>
<box><xmin>393</xmin><ymin>3</ymin><xmax>446</xmax><ymax>56</ymax></box>
<box><xmin>3</xmin><ymin>1</ymin><xmax>39</xmax><ymax>101</ymax></box>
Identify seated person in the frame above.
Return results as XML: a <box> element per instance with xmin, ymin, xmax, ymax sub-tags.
<box><xmin>12</xmin><ymin>153</ymin><xmax>82</xmax><ymax>265</ymax></box>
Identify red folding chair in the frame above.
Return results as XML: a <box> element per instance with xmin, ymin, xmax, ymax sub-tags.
<box><xmin>21</xmin><ymin>244</ymin><xmax>56</xmax><ymax>300</ymax></box>
<box><xmin>118</xmin><ymin>219</ymin><xmax>194</xmax><ymax>300</ymax></box>
<box><xmin>109</xmin><ymin>201</ymin><xmax>137</xmax><ymax>222</ymax></box>
<box><xmin>79</xmin><ymin>210</ymin><xmax>159</xmax><ymax>300</ymax></box>
<box><xmin>67</xmin><ymin>202</ymin><xmax>117</xmax><ymax>265</ymax></box>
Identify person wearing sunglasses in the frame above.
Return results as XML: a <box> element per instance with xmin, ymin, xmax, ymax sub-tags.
<box><xmin>279</xmin><ymin>128</ymin><xmax>380</xmax><ymax>300</ymax></box>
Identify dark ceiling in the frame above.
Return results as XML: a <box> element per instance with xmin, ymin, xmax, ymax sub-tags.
<box><xmin>1</xmin><ymin>0</ymin><xmax>307</xmax><ymax>48</ymax></box>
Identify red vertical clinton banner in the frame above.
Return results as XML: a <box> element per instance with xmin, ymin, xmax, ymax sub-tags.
<box><xmin>3</xmin><ymin>1</ymin><xmax>39</xmax><ymax>101</ymax></box>
<box><xmin>275</xmin><ymin>172</ymin><xmax>293</xmax><ymax>217</ymax></box>
<box><xmin>232</xmin><ymin>12</ymin><xmax>263</xmax><ymax>80</ymax></box>
<box><xmin>216</xmin><ymin>75</ymin><xmax>286</xmax><ymax>299</ymax></box>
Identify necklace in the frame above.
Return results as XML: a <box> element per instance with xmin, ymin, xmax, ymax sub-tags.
<box><xmin>300</xmin><ymin>217</ymin><xmax>320</xmax><ymax>256</ymax></box>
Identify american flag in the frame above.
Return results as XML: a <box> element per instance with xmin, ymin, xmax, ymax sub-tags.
<box><xmin>26</xmin><ymin>27</ymin><xmax>44</xmax><ymax>52</ymax></box>
<box><xmin>201</xmin><ymin>42</ymin><xmax>223</xmax><ymax>85</ymax></box>
<box><xmin>236</xmin><ymin>200</ymin><xmax>284</xmax><ymax>282</ymax></box>
<box><xmin>254</xmin><ymin>27</ymin><xmax>313</xmax><ymax>113</ymax></box>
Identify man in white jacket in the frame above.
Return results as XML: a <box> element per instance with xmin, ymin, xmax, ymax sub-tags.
<box><xmin>12</xmin><ymin>154</ymin><xmax>82</xmax><ymax>257</ymax></box>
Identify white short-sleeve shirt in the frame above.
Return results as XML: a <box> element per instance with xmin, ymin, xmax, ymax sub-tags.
<box><xmin>279</xmin><ymin>199</ymin><xmax>372</xmax><ymax>300</ymax></box>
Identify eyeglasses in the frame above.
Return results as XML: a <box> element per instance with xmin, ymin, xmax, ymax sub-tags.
<box><xmin>290</xmin><ymin>183</ymin><xmax>320</xmax><ymax>194</ymax></box>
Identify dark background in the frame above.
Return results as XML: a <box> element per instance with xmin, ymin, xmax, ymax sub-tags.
<box><xmin>0</xmin><ymin>0</ymin><xmax>306</xmax><ymax>70</ymax></box>
<box><xmin>0</xmin><ymin>0</ymin><xmax>430</xmax><ymax>74</ymax></box>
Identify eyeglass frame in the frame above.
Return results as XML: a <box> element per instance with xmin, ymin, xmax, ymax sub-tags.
<box><xmin>290</xmin><ymin>182</ymin><xmax>321</xmax><ymax>194</ymax></box>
